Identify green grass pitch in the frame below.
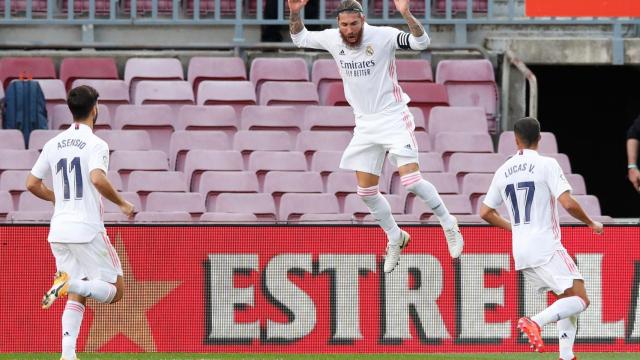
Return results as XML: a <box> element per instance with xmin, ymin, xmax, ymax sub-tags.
<box><xmin>0</xmin><ymin>353</ymin><xmax>638</xmax><ymax>360</ymax></box>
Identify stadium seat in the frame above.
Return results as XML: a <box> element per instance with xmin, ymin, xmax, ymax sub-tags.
<box><xmin>248</xmin><ymin>151</ymin><xmax>307</xmax><ymax>173</ymax></box>
<box><xmin>135</xmin><ymin>211</ymin><xmax>193</xmax><ymax>222</ymax></box>
<box><xmin>0</xmin><ymin>130</ymin><xmax>26</xmax><ymax>150</ymax></box>
<box><xmin>296</xmin><ymin>131</ymin><xmax>352</xmax><ymax>154</ymax></box>
<box><xmin>6</xmin><ymin>211</ymin><xmax>53</xmax><ymax>222</ymax></box>
<box><xmin>169</xmin><ymin>130</ymin><xmax>230</xmax><ymax>171</ymax></box>
<box><xmin>0</xmin><ymin>0</ymin><xmax>48</xmax><ymax>16</ymax></box>
<box><xmin>103</xmin><ymin>192</ymin><xmax>142</xmax><ymax>213</ymax></box>
<box><xmin>124</xmin><ymin>58</ymin><xmax>184</xmax><ymax>98</ymax></box>
<box><xmin>196</xmin><ymin>81</ymin><xmax>257</xmax><ymax>115</ymax></box>
<box><xmin>0</xmin><ymin>149</ymin><xmax>40</xmax><ymax>172</ymax></box>
<box><xmin>319</xmin><ymin>82</ymin><xmax>349</xmax><ymax>106</ymax></box>
<box><xmin>497</xmin><ymin>131</ymin><xmax>559</xmax><ymax>154</ymax></box>
<box><xmin>28</xmin><ymin>130</ymin><xmax>61</xmax><ymax>151</ymax></box>
<box><xmin>18</xmin><ymin>191</ymin><xmax>52</xmax><ymax>211</ymax></box>
<box><xmin>187</xmin><ymin>57</ymin><xmax>247</xmax><ymax>94</ymax></box>
<box><xmin>401</xmin><ymin>82</ymin><xmax>449</xmax><ymax>127</ymax></box>
<box><xmin>298</xmin><ymin>213</ymin><xmax>354</xmax><ymax>223</ymax></box>
<box><xmin>233</xmin><ymin>130</ymin><xmax>293</xmax><ymax>153</ymax></box>
<box><xmin>434</xmin><ymin>0</ymin><xmax>488</xmax><ymax>14</ymax></box>
<box><xmin>249</xmin><ymin>57</ymin><xmax>309</xmax><ymax>97</ymax></box>
<box><xmin>240</xmin><ymin>106</ymin><xmax>301</xmax><ymax>136</ymax></box>
<box><xmin>447</xmin><ymin>153</ymin><xmax>508</xmax><ymax>177</ymax></box>
<box><xmin>114</xmin><ymin>104</ymin><xmax>175</xmax><ymax>154</ymax></box>
<box><xmin>1</xmin><ymin>170</ymin><xmax>30</xmax><ymax>192</ymax></box>
<box><xmin>411</xmin><ymin>194</ymin><xmax>472</xmax><ymax>219</ymax></box>
<box><xmin>183</xmin><ymin>150</ymin><xmax>244</xmax><ymax>189</ymax></box>
<box><xmin>0</xmin><ymin>190</ymin><xmax>12</xmax><ymax>216</ymax></box>
<box><xmin>200</xmin><ymin>212</ymin><xmax>260</xmax><ymax>222</ymax></box>
<box><xmin>396</xmin><ymin>59</ymin><xmax>433</xmax><ymax>82</ymax></box>
<box><xmin>71</xmin><ymin>79</ymin><xmax>130</xmax><ymax>117</ymax></box>
<box><xmin>435</xmin><ymin>59</ymin><xmax>498</xmax><ymax>129</ymax></box>
<box><xmin>433</xmin><ymin>132</ymin><xmax>494</xmax><ymax>154</ymax></box>
<box><xmin>214</xmin><ymin>193</ymin><xmax>277</xmax><ymax>220</ymax></box>
<box><xmin>184</xmin><ymin>0</ymin><xmax>237</xmax><ymax>17</ymax></box>
<box><xmin>60</xmin><ymin>57</ymin><xmax>118</xmax><ymax>91</ymax></box>
<box><xmin>310</xmin><ymin>151</ymin><xmax>345</xmax><ymax>174</ymax></box>
<box><xmin>258</xmin><ymin>81</ymin><xmax>319</xmax><ymax>107</ymax></box>
<box><xmin>61</xmin><ymin>0</ymin><xmax>112</xmax><ymax>16</ymax></box>
<box><xmin>52</xmin><ymin>104</ymin><xmax>112</xmax><ymax>130</ymax></box>
<box><xmin>198</xmin><ymin>171</ymin><xmax>259</xmax><ymax>196</ymax></box>
<box><xmin>559</xmin><ymin>195</ymin><xmax>602</xmax><ymax>217</ymax></box>
<box><xmin>94</xmin><ymin>130</ymin><xmax>152</xmax><ymax>152</ymax></box>
<box><xmin>109</xmin><ymin>150</ymin><xmax>169</xmax><ymax>185</ymax></box>
<box><xmin>303</xmin><ymin>106</ymin><xmax>354</xmax><ymax>131</ymax></box>
<box><xmin>176</xmin><ymin>105</ymin><xmax>238</xmax><ymax>134</ymax></box>
<box><xmin>409</xmin><ymin>107</ymin><xmax>427</xmax><ymax>132</ymax></box>
<box><xmin>414</xmin><ymin>131</ymin><xmax>432</xmax><ymax>152</ymax></box>
<box><xmin>419</xmin><ymin>152</ymin><xmax>446</xmax><ymax>173</ymax></box>
<box><xmin>344</xmin><ymin>193</ymin><xmax>404</xmax><ymax>218</ymax></box>
<box><xmin>566</xmin><ymin>174</ymin><xmax>587</xmax><ymax>195</ymax></box>
<box><xmin>428</xmin><ymin>106</ymin><xmax>488</xmax><ymax>139</ymax></box>
<box><xmin>279</xmin><ymin>193</ymin><xmax>339</xmax><ymax>221</ymax></box>
<box><xmin>133</xmin><ymin>80</ymin><xmax>195</xmax><ymax>107</ymax></box>
<box><xmin>326</xmin><ymin>172</ymin><xmax>358</xmax><ymax>195</ymax></box>
<box><xmin>145</xmin><ymin>192</ymin><xmax>205</xmax><ymax>214</ymax></box>
<box><xmin>545</xmin><ymin>153</ymin><xmax>572</xmax><ymax>174</ymax></box>
<box><xmin>127</xmin><ymin>171</ymin><xmax>188</xmax><ymax>193</ymax></box>
<box><xmin>107</xmin><ymin>170</ymin><xmax>123</xmax><ymax>191</ymax></box>
<box><xmin>461</xmin><ymin>173</ymin><xmax>494</xmax><ymax>209</ymax></box>
<box><xmin>311</xmin><ymin>59</ymin><xmax>341</xmax><ymax>104</ymax></box>
<box><xmin>263</xmin><ymin>171</ymin><xmax>323</xmax><ymax>194</ymax></box>
<box><xmin>36</xmin><ymin>79</ymin><xmax>67</xmax><ymax>122</ymax></box>
<box><xmin>0</xmin><ymin>57</ymin><xmax>56</xmax><ymax>89</ymax></box>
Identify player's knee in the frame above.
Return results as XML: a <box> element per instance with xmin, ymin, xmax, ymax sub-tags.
<box><xmin>400</xmin><ymin>171</ymin><xmax>423</xmax><ymax>192</ymax></box>
<box><xmin>580</xmin><ymin>295</ymin><xmax>590</xmax><ymax>309</ymax></box>
<box><xmin>111</xmin><ymin>286</ymin><xmax>124</xmax><ymax>304</ymax></box>
<box><xmin>357</xmin><ymin>185</ymin><xmax>379</xmax><ymax>203</ymax></box>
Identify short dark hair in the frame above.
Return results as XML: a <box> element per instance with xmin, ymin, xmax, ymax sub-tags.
<box><xmin>513</xmin><ymin>116</ymin><xmax>541</xmax><ymax>147</ymax></box>
<box><xmin>67</xmin><ymin>85</ymin><xmax>99</xmax><ymax>121</ymax></box>
<box><xmin>336</xmin><ymin>0</ymin><xmax>363</xmax><ymax>16</ymax></box>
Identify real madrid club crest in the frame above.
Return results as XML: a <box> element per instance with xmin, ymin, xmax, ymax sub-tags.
<box><xmin>366</xmin><ymin>44</ymin><xmax>374</xmax><ymax>56</ymax></box>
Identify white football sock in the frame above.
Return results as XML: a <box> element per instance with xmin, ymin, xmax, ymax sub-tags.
<box><xmin>558</xmin><ymin>315</ymin><xmax>578</xmax><ymax>360</ymax></box>
<box><xmin>68</xmin><ymin>279</ymin><xmax>117</xmax><ymax>304</ymax></box>
<box><xmin>61</xmin><ymin>300</ymin><xmax>84</xmax><ymax>360</ymax></box>
<box><xmin>401</xmin><ymin>172</ymin><xmax>455</xmax><ymax>228</ymax></box>
<box><xmin>358</xmin><ymin>185</ymin><xmax>402</xmax><ymax>245</ymax></box>
<box><xmin>532</xmin><ymin>296</ymin><xmax>586</xmax><ymax>327</ymax></box>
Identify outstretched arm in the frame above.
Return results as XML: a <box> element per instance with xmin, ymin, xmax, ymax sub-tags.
<box><xmin>395</xmin><ymin>0</ymin><xmax>425</xmax><ymax>37</ymax></box>
<box><xmin>288</xmin><ymin>0</ymin><xmax>308</xmax><ymax>35</ymax></box>
<box><xmin>393</xmin><ymin>0</ymin><xmax>429</xmax><ymax>50</ymax></box>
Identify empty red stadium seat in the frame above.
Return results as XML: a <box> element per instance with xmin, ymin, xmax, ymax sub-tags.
<box><xmin>428</xmin><ymin>106</ymin><xmax>488</xmax><ymax>139</ymax></box>
<box><xmin>310</xmin><ymin>151</ymin><xmax>345</xmax><ymax>174</ymax></box>
<box><xmin>27</xmin><ymin>130</ymin><xmax>61</xmax><ymax>151</ymax></box>
<box><xmin>52</xmin><ymin>104</ymin><xmax>112</xmax><ymax>130</ymax></box>
<box><xmin>320</xmin><ymin>82</ymin><xmax>348</xmax><ymax>106</ymax></box>
<box><xmin>0</xmin><ymin>57</ymin><xmax>56</xmax><ymax>89</ymax></box>
<box><xmin>401</xmin><ymin>82</ymin><xmax>449</xmax><ymax>127</ymax></box>
<box><xmin>197</xmin><ymin>81</ymin><xmax>256</xmax><ymax>115</ymax></box>
<box><xmin>497</xmin><ymin>131</ymin><xmax>559</xmax><ymax>155</ymax></box>
<box><xmin>566</xmin><ymin>174</ymin><xmax>586</xmax><ymax>195</ymax></box>
<box><xmin>71</xmin><ymin>79</ymin><xmax>129</xmax><ymax>117</ymax></box>
<box><xmin>114</xmin><ymin>104</ymin><xmax>175</xmax><ymax>154</ymax></box>
<box><xmin>176</xmin><ymin>105</ymin><xmax>238</xmax><ymax>134</ymax></box>
<box><xmin>60</xmin><ymin>57</ymin><xmax>118</xmax><ymax>91</ymax></box>
<box><xmin>303</xmin><ymin>106</ymin><xmax>354</xmax><ymax>131</ymax></box>
<box><xmin>279</xmin><ymin>193</ymin><xmax>339</xmax><ymax>221</ymax></box>
<box><xmin>124</xmin><ymin>58</ymin><xmax>184</xmax><ymax>98</ymax></box>
<box><xmin>169</xmin><ymin>130</ymin><xmax>230</xmax><ymax>171</ymax></box>
<box><xmin>103</xmin><ymin>192</ymin><xmax>142</xmax><ymax>213</ymax></box>
<box><xmin>122</xmin><ymin>0</ymin><xmax>174</xmax><ymax>15</ymax></box>
<box><xmin>250</xmin><ymin>57</ymin><xmax>309</xmax><ymax>97</ymax></box>
<box><xmin>248</xmin><ymin>151</ymin><xmax>307</xmax><ymax>173</ymax></box>
<box><xmin>109</xmin><ymin>150</ymin><xmax>169</xmax><ymax>185</ymax></box>
<box><xmin>545</xmin><ymin>153</ymin><xmax>572</xmax><ymax>174</ymax></box>
<box><xmin>214</xmin><ymin>193</ymin><xmax>276</xmax><ymax>220</ymax></box>
<box><xmin>434</xmin><ymin>0</ymin><xmax>488</xmax><ymax>14</ymax></box>
<box><xmin>0</xmin><ymin>130</ymin><xmax>25</xmax><ymax>150</ymax></box>
<box><xmin>18</xmin><ymin>191</ymin><xmax>52</xmax><ymax>211</ymax></box>
<box><xmin>6</xmin><ymin>211</ymin><xmax>53</xmax><ymax>222</ymax></box>
<box><xmin>263</xmin><ymin>171</ymin><xmax>323</xmax><ymax>194</ymax></box>
<box><xmin>198</xmin><ymin>171</ymin><xmax>259</xmax><ymax>196</ymax></box>
<box><xmin>433</xmin><ymin>132</ymin><xmax>493</xmax><ymax>154</ymax></box>
<box><xmin>311</xmin><ymin>59</ymin><xmax>343</xmax><ymax>106</ymax></box>
<box><xmin>0</xmin><ymin>149</ymin><xmax>39</xmax><ymax>172</ymax></box>
<box><xmin>296</xmin><ymin>131</ymin><xmax>352</xmax><ymax>154</ymax></box>
<box><xmin>559</xmin><ymin>195</ymin><xmax>602</xmax><ymax>217</ymax></box>
<box><xmin>447</xmin><ymin>153</ymin><xmax>507</xmax><ymax>177</ymax></box>
<box><xmin>146</xmin><ymin>192</ymin><xmax>205</xmax><ymax>214</ymax></box>
<box><xmin>134</xmin><ymin>80</ymin><xmax>195</xmax><ymax>107</ymax></box>
<box><xmin>397</xmin><ymin>59</ymin><xmax>433</xmax><ymax>82</ymax></box>
<box><xmin>188</xmin><ymin>57</ymin><xmax>246</xmax><ymax>94</ymax></box>
<box><xmin>240</xmin><ymin>106</ymin><xmax>301</xmax><ymax>135</ymax></box>
<box><xmin>94</xmin><ymin>130</ymin><xmax>152</xmax><ymax>152</ymax></box>
<box><xmin>233</xmin><ymin>130</ymin><xmax>292</xmax><ymax>152</ymax></box>
<box><xmin>135</xmin><ymin>211</ymin><xmax>193</xmax><ymax>222</ymax></box>
<box><xmin>183</xmin><ymin>150</ymin><xmax>244</xmax><ymax>189</ymax></box>
<box><xmin>0</xmin><ymin>190</ymin><xmax>12</xmax><ymax>216</ymax></box>
<box><xmin>127</xmin><ymin>171</ymin><xmax>187</xmax><ymax>193</ymax></box>
<box><xmin>259</xmin><ymin>81</ymin><xmax>319</xmax><ymax>107</ymax></box>
<box><xmin>200</xmin><ymin>213</ymin><xmax>260</xmax><ymax>222</ymax></box>
<box><xmin>60</xmin><ymin>0</ymin><xmax>112</xmax><ymax>16</ymax></box>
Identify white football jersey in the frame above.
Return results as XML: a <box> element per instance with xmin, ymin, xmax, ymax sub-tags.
<box><xmin>31</xmin><ymin>123</ymin><xmax>109</xmax><ymax>243</ymax></box>
<box><xmin>292</xmin><ymin>23</ymin><xmax>429</xmax><ymax>116</ymax></box>
<box><xmin>483</xmin><ymin>149</ymin><xmax>572</xmax><ymax>270</ymax></box>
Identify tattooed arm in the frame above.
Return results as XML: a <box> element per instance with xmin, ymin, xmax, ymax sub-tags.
<box><xmin>394</xmin><ymin>0</ymin><xmax>429</xmax><ymax>50</ymax></box>
<box><xmin>288</xmin><ymin>0</ymin><xmax>308</xmax><ymax>35</ymax></box>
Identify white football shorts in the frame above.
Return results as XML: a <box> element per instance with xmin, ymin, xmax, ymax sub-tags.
<box><xmin>340</xmin><ymin>106</ymin><xmax>419</xmax><ymax>176</ymax></box>
<box><xmin>521</xmin><ymin>248</ymin><xmax>584</xmax><ymax>295</ymax></box>
<box><xmin>50</xmin><ymin>232</ymin><xmax>123</xmax><ymax>283</ymax></box>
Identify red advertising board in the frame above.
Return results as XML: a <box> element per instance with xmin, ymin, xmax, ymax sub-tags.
<box><xmin>1</xmin><ymin>225</ymin><xmax>639</xmax><ymax>353</ymax></box>
<box><xmin>526</xmin><ymin>0</ymin><xmax>640</xmax><ymax>17</ymax></box>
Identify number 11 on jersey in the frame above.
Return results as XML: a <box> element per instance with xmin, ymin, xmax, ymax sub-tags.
<box><xmin>56</xmin><ymin>157</ymin><xmax>83</xmax><ymax>200</ymax></box>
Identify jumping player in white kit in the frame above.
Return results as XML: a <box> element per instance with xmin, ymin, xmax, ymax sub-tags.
<box><xmin>480</xmin><ymin>117</ymin><xmax>603</xmax><ymax>359</ymax></box>
<box><xmin>26</xmin><ymin>85</ymin><xmax>135</xmax><ymax>360</ymax></box>
<box><xmin>289</xmin><ymin>0</ymin><xmax>464</xmax><ymax>273</ymax></box>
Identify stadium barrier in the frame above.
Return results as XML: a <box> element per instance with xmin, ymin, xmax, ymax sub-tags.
<box><xmin>1</xmin><ymin>224</ymin><xmax>639</xmax><ymax>353</ymax></box>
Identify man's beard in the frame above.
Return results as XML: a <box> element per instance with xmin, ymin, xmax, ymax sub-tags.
<box><xmin>340</xmin><ymin>28</ymin><xmax>363</xmax><ymax>48</ymax></box>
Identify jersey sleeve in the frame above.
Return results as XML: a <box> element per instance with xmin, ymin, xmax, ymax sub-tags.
<box><xmin>546</xmin><ymin>159</ymin><xmax>572</xmax><ymax>199</ymax></box>
<box><xmin>30</xmin><ymin>147</ymin><xmax>49</xmax><ymax>179</ymax></box>
<box><xmin>627</xmin><ymin>115</ymin><xmax>640</xmax><ymax>140</ymax></box>
<box><xmin>88</xmin><ymin>141</ymin><xmax>109</xmax><ymax>174</ymax></box>
<box><xmin>385</xmin><ymin>26</ymin><xmax>430</xmax><ymax>51</ymax></box>
<box><xmin>483</xmin><ymin>174</ymin><xmax>504</xmax><ymax>209</ymax></box>
<box><xmin>291</xmin><ymin>27</ymin><xmax>330</xmax><ymax>50</ymax></box>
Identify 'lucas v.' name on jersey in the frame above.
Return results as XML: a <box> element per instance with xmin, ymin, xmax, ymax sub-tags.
<box><xmin>31</xmin><ymin>123</ymin><xmax>109</xmax><ymax>244</ymax></box>
<box><xmin>291</xmin><ymin>23</ymin><xmax>429</xmax><ymax>116</ymax></box>
<box><xmin>483</xmin><ymin>149</ymin><xmax>573</xmax><ymax>270</ymax></box>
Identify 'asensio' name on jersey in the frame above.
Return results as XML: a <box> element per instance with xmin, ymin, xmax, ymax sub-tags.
<box><xmin>339</xmin><ymin>60</ymin><xmax>376</xmax><ymax>77</ymax></box>
<box><xmin>57</xmin><ymin>138</ymin><xmax>87</xmax><ymax>150</ymax></box>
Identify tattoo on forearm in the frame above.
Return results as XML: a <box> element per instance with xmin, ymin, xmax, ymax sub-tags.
<box><xmin>403</xmin><ymin>12</ymin><xmax>425</xmax><ymax>37</ymax></box>
<box><xmin>289</xmin><ymin>11</ymin><xmax>304</xmax><ymax>34</ymax></box>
